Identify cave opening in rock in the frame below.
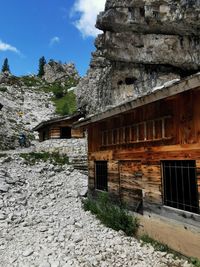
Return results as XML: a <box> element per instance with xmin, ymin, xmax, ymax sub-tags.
<box><xmin>125</xmin><ymin>77</ymin><xmax>137</xmax><ymax>85</ymax></box>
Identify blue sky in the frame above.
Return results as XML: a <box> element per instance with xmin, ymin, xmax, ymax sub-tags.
<box><xmin>0</xmin><ymin>0</ymin><xmax>106</xmax><ymax>77</ymax></box>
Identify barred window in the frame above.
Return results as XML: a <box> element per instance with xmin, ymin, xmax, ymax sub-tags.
<box><xmin>162</xmin><ymin>160</ymin><xmax>199</xmax><ymax>214</ymax></box>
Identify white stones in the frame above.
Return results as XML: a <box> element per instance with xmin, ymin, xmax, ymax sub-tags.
<box><xmin>39</xmin><ymin>226</ymin><xmax>48</xmax><ymax>232</ymax></box>
<box><xmin>39</xmin><ymin>261</ymin><xmax>51</xmax><ymax>267</ymax></box>
<box><xmin>73</xmin><ymin>234</ymin><xmax>83</xmax><ymax>243</ymax></box>
<box><xmin>22</xmin><ymin>248</ymin><xmax>34</xmax><ymax>257</ymax></box>
<box><xmin>50</xmin><ymin>260</ymin><xmax>60</xmax><ymax>267</ymax></box>
<box><xmin>0</xmin><ymin>154</ymin><xmax>191</xmax><ymax>267</ymax></box>
<box><xmin>0</xmin><ymin>213</ymin><xmax>6</xmax><ymax>220</ymax></box>
<box><xmin>0</xmin><ymin>182</ymin><xmax>9</xmax><ymax>192</ymax></box>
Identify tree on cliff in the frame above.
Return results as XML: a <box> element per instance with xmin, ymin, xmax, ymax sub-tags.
<box><xmin>38</xmin><ymin>56</ymin><xmax>46</xmax><ymax>77</ymax></box>
<box><xmin>1</xmin><ymin>58</ymin><xmax>10</xmax><ymax>73</ymax></box>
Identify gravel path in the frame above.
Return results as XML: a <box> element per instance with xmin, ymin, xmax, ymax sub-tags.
<box><xmin>0</xmin><ymin>154</ymin><xmax>191</xmax><ymax>267</ymax></box>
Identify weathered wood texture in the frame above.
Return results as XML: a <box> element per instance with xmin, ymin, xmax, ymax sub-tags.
<box><xmin>88</xmin><ymin>89</ymin><xmax>200</xmax><ymax>152</ymax></box>
<box><xmin>38</xmin><ymin>120</ymin><xmax>84</xmax><ymax>141</ymax></box>
<box><xmin>88</xmin><ymin>88</ymin><xmax>200</xmax><ymax>226</ymax></box>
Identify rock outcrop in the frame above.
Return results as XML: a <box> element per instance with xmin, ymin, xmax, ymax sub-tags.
<box><xmin>77</xmin><ymin>0</ymin><xmax>200</xmax><ymax>115</ymax></box>
<box><xmin>43</xmin><ymin>61</ymin><xmax>80</xmax><ymax>84</ymax></box>
<box><xmin>0</xmin><ymin>82</ymin><xmax>55</xmax><ymax>150</ymax></box>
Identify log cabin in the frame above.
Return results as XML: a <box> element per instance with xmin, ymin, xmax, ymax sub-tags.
<box><xmin>33</xmin><ymin>113</ymin><xmax>84</xmax><ymax>142</ymax></box>
<box><xmin>75</xmin><ymin>73</ymin><xmax>200</xmax><ymax>258</ymax></box>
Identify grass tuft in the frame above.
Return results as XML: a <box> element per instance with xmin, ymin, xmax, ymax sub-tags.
<box><xmin>83</xmin><ymin>192</ymin><xmax>138</xmax><ymax>236</ymax></box>
<box><xmin>140</xmin><ymin>234</ymin><xmax>200</xmax><ymax>266</ymax></box>
<box><xmin>20</xmin><ymin>152</ymin><xmax>69</xmax><ymax>165</ymax></box>
<box><xmin>0</xmin><ymin>87</ymin><xmax>7</xmax><ymax>92</ymax></box>
<box><xmin>190</xmin><ymin>258</ymin><xmax>200</xmax><ymax>267</ymax></box>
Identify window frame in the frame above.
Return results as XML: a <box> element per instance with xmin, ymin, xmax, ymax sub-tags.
<box><xmin>161</xmin><ymin>160</ymin><xmax>199</xmax><ymax>214</ymax></box>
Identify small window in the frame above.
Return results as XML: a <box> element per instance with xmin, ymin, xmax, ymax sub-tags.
<box><xmin>125</xmin><ymin>77</ymin><xmax>137</xmax><ymax>85</ymax></box>
<box><xmin>42</xmin><ymin>130</ymin><xmax>49</xmax><ymax>141</ymax></box>
<box><xmin>162</xmin><ymin>160</ymin><xmax>199</xmax><ymax>214</ymax></box>
<box><xmin>95</xmin><ymin>161</ymin><xmax>108</xmax><ymax>191</ymax></box>
<box><xmin>117</xmin><ymin>80</ymin><xmax>123</xmax><ymax>86</ymax></box>
<box><xmin>140</xmin><ymin>7</ymin><xmax>145</xmax><ymax>17</ymax></box>
<box><xmin>60</xmin><ymin>127</ymin><xmax>71</xmax><ymax>139</ymax></box>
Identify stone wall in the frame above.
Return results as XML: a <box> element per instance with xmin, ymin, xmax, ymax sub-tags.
<box><xmin>35</xmin><ymin>138</ymin><xmax>87</xmax><ymax>162</ymax></box>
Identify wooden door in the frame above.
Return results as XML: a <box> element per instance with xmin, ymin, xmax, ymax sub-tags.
<box><xmin>119</xmin><ymin>160</ymin><xmax>143</xmax><ymax>213</ymax></box>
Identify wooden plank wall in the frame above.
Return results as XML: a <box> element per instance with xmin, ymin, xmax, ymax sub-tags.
<box><xmin>39</xmin><ymin>121</ymin><xmax>84</xmax><ymax>140</ymax></box>
<box><xmin>71</xmin><ymin>128</ymin><xmax>84</xmax><ymax>138</ymax></box>
<box><xmin>88</xmin><ymin>88</ymin><xmax>200</xmax><ymax>223</ymax></box>
<box><xmin>119</xmin><ymin>160</ymin><xmax>143</xmax><ymax>211</ymax></box>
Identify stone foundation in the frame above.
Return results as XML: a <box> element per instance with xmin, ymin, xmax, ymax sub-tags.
<box><xmin>35</xmin><ymin>138</ymin><xmax>87</xmax><ymax>161</ymax></box>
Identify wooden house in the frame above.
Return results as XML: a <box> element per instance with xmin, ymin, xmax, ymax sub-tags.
<box><xmin>75</xmin><ymin>73</ymin><xmax>200</xmax><ymax>258</ymax></box>
<box><xmin>33</xmin><ymin>113</ymin><xmax>84</xmax><ymax>142</ymax></box>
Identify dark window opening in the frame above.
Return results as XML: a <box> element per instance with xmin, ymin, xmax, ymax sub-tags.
<box><xmin>42</xmin><ymin>131</ymin><xmax>46</xmax><ymax>141</ymax></box>
<box><xmin>60</xmin><ymin>127</ymin><xmax>71</xmax><ymax>139</ymax></box>
<box><xmin>125</xmin><ymin>77</ymin><xmax>137</xmax><ymax>85</ymax></box>
<box><xmin>162</xmin><ymin>160</ymin><xmax>199</xmax><ymax>214</ymax></box>
<box><xmin>153</xmin><ymin>11</ymin><xmax>159</xmax><ymax>19</ymax></box>
<box><xmin>140</xmin><ymin>7</ymin><xmax>145</xmax><ymax>17</ymax></box>
<box><xmin>42</xmin><ymin>130</ymin><xmax>49</xmax><ymax>141</ymax></box>
<box><xmin>117</xmin><ymin>80</ymin><xmax>123</xmax><ymax>86</ymax></box>
<box><xmin>95</xmin><ymin>161</ymin><xmax>108</xmax><ymax>191</ymax></box>
<box><xmin>128</xmin><ymin>7</ymin><xmax>134</xmax><ymax>13</ymax></box>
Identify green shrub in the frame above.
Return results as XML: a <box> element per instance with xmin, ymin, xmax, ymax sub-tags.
<box><xmin>141</xmin><ymin>235</ymin><xmax>200</xmax><ymax>266</ymax></box>
<box><xmin>0</xmin><ymin>153</ymin><xmax>7</xmax><ymax>158</ymax></box>
<box><xmin>0</xmin><ymin>87</ymin><xmax>7</xmax><ymax>92</ymax></box>
<box><xmin>20</xmin><ymin>152</ymin><xmax>69</xmax><ymax>165</ymax></box>
<box><xmin>190</xmin><ymin>258</ymin><xmax>200</xmax><ymax>267</ymax></box>
<box><xmin>51</xmin><ymin>83</ymin><xmax>65</xmax><ymax>99</ymax></box>
<box><xmin>83</xmin><ymin>192</ymin><xmax>138</xmax><ymax>236</ymax></box>
<box><xmin>20</xmin><ymin>76</ymin><xmax>42</xmax><ymax>86</ymax></box>
<box><xmin>141</xmin><ymin>235</ymin><xmax>171</xmax><ymax>252</ymax></box>
<box><xmin>53</xmin><ymin>91</ymin><xmax>77</xmax><ymax>115</ymax></box>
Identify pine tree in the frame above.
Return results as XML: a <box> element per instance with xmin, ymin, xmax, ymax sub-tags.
<box><xmin>1</xmin><ymin>58</ymin><xmax>10</xmax><ymax>73</ymax></box>
<box><xmin>38</xmin><ymin>56</ymin><xmax>46</xmax><ymax>77</ymax></box>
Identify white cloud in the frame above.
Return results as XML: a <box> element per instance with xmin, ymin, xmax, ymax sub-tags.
<box><xmin>49</xmin><ymin>36</ymin><xmax>60</xmax><ymax>46</ymax></box>
<box><xmin>0</xmin><ymin>40</ymin><xmax>20</xmax><ymax>54</ymax></box>
<box><xmin>72</xmin><ymin>0</ymin><xmax>106</xmax><ymax>38</ymax></box>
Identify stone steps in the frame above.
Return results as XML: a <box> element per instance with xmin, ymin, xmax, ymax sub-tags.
<box><xmin>69</xmin><ymin>156</ymin><xmax>88</xmax><ymax>173</ymax></box>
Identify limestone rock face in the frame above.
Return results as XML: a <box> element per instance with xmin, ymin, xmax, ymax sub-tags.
<box><xmin>77</xmin><ymin>0</ymin><xmax>200</xmax><ymax>115</ymax></box>
<box><xmin>0</xmin><ymin>83</ymin><xmax>55</xmax><ymax>150</ymax></box>
<box><xmin>43</xmin><ymin>61</ymin><xmax>80</xmax><ymax>84</ymax></box>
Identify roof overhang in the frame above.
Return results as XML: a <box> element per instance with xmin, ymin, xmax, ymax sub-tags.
<box><xmin>74</xmin><ymin>73</ymin><xmax>200</xmax><ymax>128</ymax></box>
<box><xmin>33</xmin><ymin>113</ymin><xmax>82</xmax><ymax>131</ymax></box>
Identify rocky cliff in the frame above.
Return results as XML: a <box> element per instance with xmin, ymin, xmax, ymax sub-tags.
<box><xmin>0</xmin><ymin>77</ymin><xmax>55</xmax><ymax>150</ymax></box>
<box><xmin>0</xmin><ymin>59</ymin><xmax>80</xmax><ymax>150</ymax></box>
<box><xmin>43</xmin><ymin>61</ymin><xmax>80</xmax><ymax>84</ymax></box>
<box><xmin>77</xmin><ymin>0</ymin><xmax>200</xmax><ymax>115</ymax></box>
